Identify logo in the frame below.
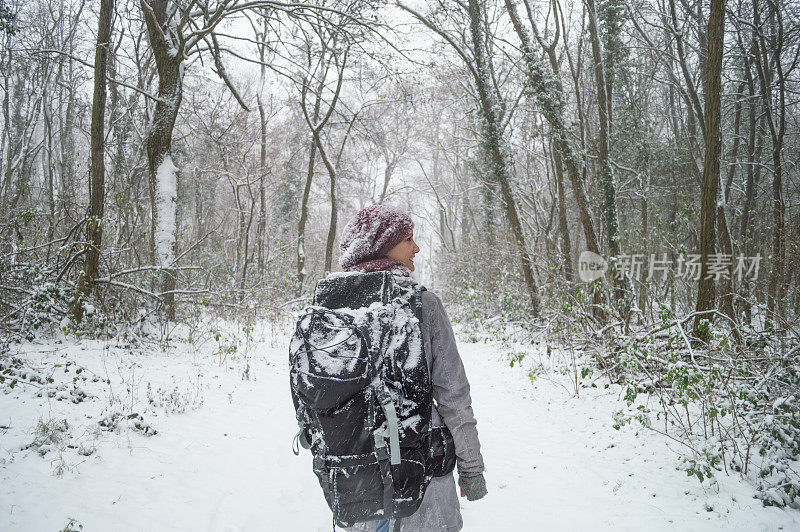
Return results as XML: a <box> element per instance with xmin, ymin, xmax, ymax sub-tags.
<box><xmin>578</xmin><ymin>251</ymin><xmax>607</xmax><ymax>282</ymax></box>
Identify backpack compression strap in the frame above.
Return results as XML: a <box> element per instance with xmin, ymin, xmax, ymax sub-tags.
<box><xmin>373</xmin><ymin>432</ymin><xmax>395</xmax><ymax>518</ymax></box>
<box><xmin>374</xmin><ymin>381</ymin><xmax>402</xmax><ymax>466</ymax></box>
<box><xmin>371</xmin><ymin>365</ymin><xmax>403</xmax><ymax>520</ymax></box>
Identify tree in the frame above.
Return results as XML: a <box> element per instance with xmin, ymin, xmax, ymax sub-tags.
<box><xmin>694</xmin><ymin>0</ymin><xmax>725</xmax><ymax>338</ymax></box>
<box><xmin>139</xmin><ymin>0</ymin><xmax>193</xmax><ymax>320</ymax></box>
<box><xmin>752</xmin><ymin>0</ymin><xmax>787</xmax><ymax>323</ymax></box>
<box><xmin>138</xmin><ymin>0</ymin><xmax>360</xmax><ymax>316</ymax></box>
<box><xmin>585</xmin><ymin>0</ymin><xmax>627</xmax><ymax>313</ymax></box>
<box><xmin>291</xmin><ymin>18</ymin><xmax>349</xmax><ymax>292</ymax></box>
<box><xmin>400</xmin><ymin>0</ymin><xmax>542</xmax><ymax>317</ymax></box>
<box><xmin>504</xmin><ymin>0</ymin><xmax>601</xmax><ymax>260</ymax></box>
<box><xmin>74</xmin><ymin>0</ymin><xmax>114</xmax><ymax>320</ymax></box>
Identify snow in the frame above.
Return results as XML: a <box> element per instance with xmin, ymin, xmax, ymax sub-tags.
<box><xmin>154</xmin><ymin>155</ymin><xmax>178</xmax><ymax>268</ymax></box>
<box><xmin>339</xmin><ymin>235</ymin><xmax>371</xmax><ymax>268</ymax></box>
<box><xmin>2</xmin><ymin>320</ymin><xmax>799</xmax><ymax>531</ymax></box>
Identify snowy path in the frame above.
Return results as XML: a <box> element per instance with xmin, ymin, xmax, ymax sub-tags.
<box><xmin>1</xmin><ymin>324</ymin><xmax>799</xmax><ymax>531</ymax></box>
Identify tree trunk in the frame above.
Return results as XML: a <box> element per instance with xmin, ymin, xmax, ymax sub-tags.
<box><xmin>256</xmin><ymin>30</ymin><xmax>269</xmax><ymax>279</ymax></box>
<box><xmin>552</xmin><ymin>141</ymin><xmax>573</xmax><ymax>282</ymax></box>
<box><xmin>740</xmin><ymin>59</ymin><xmax>760</xmax><ymax>257</ymax></box>
<box><xmin>60</xmin><ymin>62</ymin><xmax>77</xmax><ymax>226</ymax></box>
<box><xmin>753</xmin><ymin>0</ymin><xmax>786</xmax><ymax>322</ymax></box>
<box><xmin>239</xmin><ymin>185</ymin><xmax>254</xmax><ymax>293</ymax></box>
<box><xmin>378</xmin><ymin>161</ymin><xmax>396</xmax><ymax>205</ymax></box>
<box><xmin>717</xmin><ymin>205</ymin><xmax>739</xmax><ymax>343</ymax></box>
<box><xmin>585</xmin><ymin>0</ymin><xmax>626</xmax><ymax>310</ymax></box>
<box><xmin>194</xmin><ymin>168</ymin><xmax>204</xmax><ymax>242</ymax></box>
<box><xmin>724</xmin><ymin>81</ymin><xmax>746</xmax><ymax>203</ymax></box>
<box><xmin>1</xmin><ymin>32</ymin><xmax>12</xmax><ymax>215</ymax></box>
<box><xmin>296</xmin><ymin>90</ymin><xmax>321</xmax><ymax>296</ymax></box>
<box><xmin>694</xmin><ymin>0</ymin><xmax>725</xmax><ymax>338</ymax></box>
<box><xmin>234</xmin><ymin>182</ymin><xmax>245</xmax><ymax>298</ymax></box>
<box><xmin>108</xmin><ymin>50</ymin><xmax>134</xmax><ymax>252</ymax></box>
<box><xmin>141</xmin><ymin>0</ymin><xmax>184</xmax><ymax>321</ymax></box>
<box><xmin>42</xmin><ymin>86</ymin><xmax>56</xmax><ymax>254</ymax></box>
<box><xmin>257</xmin><ymin>93</ymin><xmax>268</xmax><ymax>278</ymax></box>
<box><xmin>316</xmin><ymin>135</ymin><xmax>337</xmax><ymax>274</ymax></box>
<box><xmin>639</xmin><ymin>181</ymin><xmax>648</xmax><ymax>318</ymax></box>
<box><xmin>74</xmin><ymin>0</ymin><xmax>114</xmax><ymax>320</ymax></box>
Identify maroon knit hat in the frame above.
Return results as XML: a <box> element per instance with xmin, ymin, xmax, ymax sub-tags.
<box><xmin>339</xmin><ymin>205</ymin><xmax>414</xmax><ymax>270</ymax></box>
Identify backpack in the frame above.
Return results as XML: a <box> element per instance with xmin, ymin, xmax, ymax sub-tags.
<box><xmin>289</xmin><ymin>271</ymin><xmax>455</xmax><ymax>528</ymax></box>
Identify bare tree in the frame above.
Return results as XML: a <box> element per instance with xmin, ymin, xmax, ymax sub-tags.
<box><xmin>137</xmin><ymin>0</ymin><xmax>349</xmax><ymax>315</ymax></box>
<box><xmin>504</xmin><ymin>0</ymin><xmax>601</xmax><ymax>260</ymax></box>
<box><xmin>74</xmin><ymin>0</ymin><xmax>114</xmax><ymax>320</ymax></box>
<box><xmin>751</xmin><ymin>0</ymin><xmax>787</xmax><ymax>322</ymax></box>
<box><xmin>400</xmin><ymin>0</ymin><xmax>542</xmax><ymax>316</ymax></box>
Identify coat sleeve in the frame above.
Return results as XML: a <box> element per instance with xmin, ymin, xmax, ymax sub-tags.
<box><xmin>422</xmin><ymin>290</ymin><xmax>485</xmax><ymax>474</ymax></box>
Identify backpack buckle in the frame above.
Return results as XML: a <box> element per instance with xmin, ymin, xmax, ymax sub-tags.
<box><xmin>373</xmin><ymin>432</ymin><xmax>390</xmax><ymax>461</ymax></box>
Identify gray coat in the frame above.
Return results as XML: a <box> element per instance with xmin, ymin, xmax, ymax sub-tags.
<box><xmin>345</xmin><ymin>289</ymin><xmax>484</xmax><ymax>532</ymax></box>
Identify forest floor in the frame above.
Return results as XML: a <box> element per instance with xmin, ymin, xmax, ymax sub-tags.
<box><xmin>1</xmin><ymin>317</ymin><xmax>799</xmax><ymax>531</ymax></box>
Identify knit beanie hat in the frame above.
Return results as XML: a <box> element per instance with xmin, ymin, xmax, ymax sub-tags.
<box><xmin>339</xmin><ymin>205</ymin><xmax>414</xmax><ymax>271</ymax></box>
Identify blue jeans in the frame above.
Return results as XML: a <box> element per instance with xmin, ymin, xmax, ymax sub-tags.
<box><xmin>375</xmin><ymin>519</ymin><xmax>390</xmax><ymax>532</ymax></box>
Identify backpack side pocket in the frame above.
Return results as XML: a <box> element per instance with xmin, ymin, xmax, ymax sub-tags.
<box><xmin>427</xmin><ymin>425</ymin><xmax>456</xmax><ymax>477</ymax></box>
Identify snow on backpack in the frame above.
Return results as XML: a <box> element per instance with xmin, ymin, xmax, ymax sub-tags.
<box><xmin>289</xmin><ymin>271</ymin><xmax>456</xmax><ymax>528</ymax></box>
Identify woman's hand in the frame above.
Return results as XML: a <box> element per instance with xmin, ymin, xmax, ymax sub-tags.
<box><xmin>458</xmin><ymin>471</ymin><xmax>487</xmax><ymax>501</ymax></box>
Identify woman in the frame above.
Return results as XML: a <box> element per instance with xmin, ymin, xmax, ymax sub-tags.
<box><xmin>338</xmin><ymin>204</ymin><xmax>487</xmax><ymax>532</ymax></box>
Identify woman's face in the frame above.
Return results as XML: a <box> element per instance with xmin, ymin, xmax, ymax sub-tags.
<box><xmin>386</xmin><ymin>233</ymin><xmax>420</xmax><ymax>271</ymax></box>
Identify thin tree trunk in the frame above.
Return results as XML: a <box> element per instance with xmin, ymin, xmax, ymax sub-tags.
<box><xmin>234</xmin><ymin>181</ymin><xmax>246</xmax><ymax>297</ymax></box>
<box><xmin>724</xmin><ymin>81</ymin><xmax>746</xmax><ymax>203</ymax></box>
<box><xmin>1</xmin><ymin>32</ymin><xmax>12</xmax><ymax>216</ymax></box>
<box><xmin>42</xmin><ymin>86</ymin><xmax>56</xmax><ymax>254</ymax></box>
<box><xmin>316</xmin><ymin>135</ymin><xmax>337</xmax><ymax>274</ymax></box>
<box><xmin>319</xmin><ymin>111</ymin><xmax>356</xmax><ymax>273</ymax></box>
<box><xmin>108</xmin><ymin>48</ymin><xmax>134</xmax><ymax>253</ymax></box>
<box><xmin>257</xmin><ymin>93</ymin><xmax>267</xmax><ymax>278</ymax></box>
<box><xmin>740</xmin><ymin>58</ymin><xmax>759</xmax><ymax>256</ymax></box>
<box><xmin>60</xmin><ymin>61</ymin><xmax>77</xmax><ymax>225</ymax></box>
<box><xmin>717</xmin><ymin>205</ymin><xmax>739</xmax><ymax>343</ymax></box>
<box><xmin>256</xmin><ymin>29</ymin><xmax>269</xmax><ymax>278</ymax></box>
<box><xmin>753</xmin><ymin>0</ymin><xmax>786</xmax><ymax>321</ymax></box>
<box><xmin>194</xmin><ymin>168</ymin><xmax>204</xmax><ymax>242</ymax></box>
<box><xmin>639</xmin><ymin>182</ymin><xmax>648</xmax><ymax>318</ymax></box>
<box><xmin>240</xmin><ymin>185</ymin><xmax>255</xmax><ymax>293</ymax></box>
<box><xmin>378</xmin><ymin>162</ymin><xmax>396</xmax><ymax>205</ymax></box>
<box><xmin>296</xmin><ymin>91</ymin><xmax>321</xmax><ymax>296</ymax></box>
<box><xmin>74</xmin><ymin>0</ymin><xmax>114</xmax><ymax>321</ymax></box>
<box><xmin>552</xmin><ymin>141</ymin><xmax>573</xmax><ymax>282</ymax></box>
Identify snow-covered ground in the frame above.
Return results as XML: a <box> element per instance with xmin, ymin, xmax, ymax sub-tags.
<box><xmin>1</xmin><ymin>319</ymin><xmax>798</xmax><ymax>531</ymax></box>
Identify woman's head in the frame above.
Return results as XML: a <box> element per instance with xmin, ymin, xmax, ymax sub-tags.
<box><xmin>339</xmin><ymin>204</ymin><xmax>419</xmax><ymax>273</ymax></box>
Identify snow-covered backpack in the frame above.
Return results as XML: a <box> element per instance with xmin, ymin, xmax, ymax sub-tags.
<box><xmin>289</xmin><ymin>271</ymin><xmax>455</xmax><ymax>528</ymax></box>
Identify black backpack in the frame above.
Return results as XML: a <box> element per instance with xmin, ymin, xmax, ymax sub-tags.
<box><xmin>289</xmin><ymin>271</ymin><xmax>455</xmax><ymax>528</ymax></box>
